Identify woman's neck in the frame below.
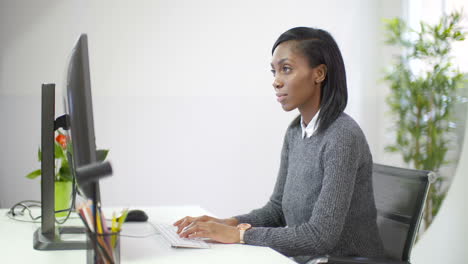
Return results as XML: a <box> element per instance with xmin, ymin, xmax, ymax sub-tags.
<box><xmin>299</xmin><ymin>104</ymin><xmax>320</xmax><ymax>126</ymax></box>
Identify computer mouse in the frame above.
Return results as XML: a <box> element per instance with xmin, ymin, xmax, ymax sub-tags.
<box><xmin>125</xmin><ymin>209</ymin><xmax>149</xmax><ymax>222</ymax></box>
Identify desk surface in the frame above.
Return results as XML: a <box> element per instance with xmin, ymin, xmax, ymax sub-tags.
<box><xmin>1</xmin><ymin>206</ymin><xmax>295</xmax><ymax>264</ymax></box>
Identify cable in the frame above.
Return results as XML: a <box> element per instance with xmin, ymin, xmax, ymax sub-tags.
<box><xmin>119</xmin><ymin>222</ymin><xmax>160</xmax><ymax>238</ymax></box>
<box><xmin>147</xmin><ymin>221</ymin><xmax>162</xmax><ymax>235</ymax></box>
<box><xmin>7</xmin><ymin>176</ymin><xmax>78</xmax><ymax>224</ymax></box>
<box><xmin>120</xmin><ymin>232</ymin><xmax>159</xmax><ymax>238</ymax></box>
<box><xmin>7</xmin><ymin>210</ymin><xmax>160</xmax><ymax>239</ymax></box>
<box><xmin>6</xmin><ymin>201</ymin><xmax>73</xmax><ymax>224</ymax></box>
<box><xmin>7</xmin><ymin>192</ymin><xmax>161</xmax><ymax>239</ymax></box>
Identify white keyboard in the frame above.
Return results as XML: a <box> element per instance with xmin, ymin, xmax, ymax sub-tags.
<box><xmin>152</xmin><ymin>223</ymin><xmax>210</xmax><ymax>249</ymax></box>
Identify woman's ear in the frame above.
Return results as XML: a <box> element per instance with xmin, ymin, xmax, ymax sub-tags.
<box><xmin>314</xmin><ymin>64</ymin><xmax>327</xmax><ymax>84</ymax></box>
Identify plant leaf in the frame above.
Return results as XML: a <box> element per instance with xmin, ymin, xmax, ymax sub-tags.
<box><xmin>59</xmin><ymin>164</ymin><xmax>73</xmax><ymax>182</ymax></box>
<box><xmin>382</xmin><ymin>9</ymin><xmax>466</xmax><ymax>225</ymax></box>
<box><xmin>96</xmin><ymin>149</ymin><xmax>109</xmax><ymax>162</ymax></box>
<box><xmin>385</xmin><ymin>146</ymin><xmax>399</xmax><ymax>152</ymax></box>
<box><xmin>26</xmin><ymin>169</ymin><xmax>42</xmax><ymax>179</ymax></box>
<box><xmin>55</xmin><ymin>141</ymin><xmax>67</xmax><ymax>159</ymax></box>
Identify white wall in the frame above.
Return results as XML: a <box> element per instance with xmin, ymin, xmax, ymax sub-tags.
<box><xmin>0</xmin><ymin>0</ymin><xmax>401</xmax><ymax>218</ymax></box>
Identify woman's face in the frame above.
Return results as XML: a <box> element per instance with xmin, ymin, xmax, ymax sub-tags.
<box><xmin>270</xmin><ymin>41</ymin><xmax>325</xmax><ymax>113</ymax></box>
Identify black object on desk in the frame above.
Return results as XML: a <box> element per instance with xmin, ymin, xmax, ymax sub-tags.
<box><xmin>125</xmin><ymin>210</ymin><xmax>149</xmax><ymax>222</ymax></box>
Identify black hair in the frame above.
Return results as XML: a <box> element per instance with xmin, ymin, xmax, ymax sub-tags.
<box><xmin>272</xmin><ymin>27</ymin><xmax>347</xmax><ymax>133</ymax></box>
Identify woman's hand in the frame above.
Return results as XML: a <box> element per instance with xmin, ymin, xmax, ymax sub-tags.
<box><xmin>173</xmin><ymin>215</ymin><xmax>238</xmax><ymax>234</ymax></box>
<box><xmin>178</xmin><ymin>221</ymin><xmax>240</xmax><ymax>244</ymax></box>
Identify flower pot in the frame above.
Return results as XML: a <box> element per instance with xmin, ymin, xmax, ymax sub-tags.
<box><xmin>55</xmin><ymin>181</ymin><xmax>72</xmax><ymax>217</ymax></box>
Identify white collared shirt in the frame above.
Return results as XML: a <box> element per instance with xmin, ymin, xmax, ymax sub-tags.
<box><xmin>300</xmin><ymin>110</ymin><xmax>320</xmax><ymax>139</ymax></box>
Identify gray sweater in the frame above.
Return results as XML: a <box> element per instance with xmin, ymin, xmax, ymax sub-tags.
<box><xmin>234</xmin><ymin>113</ymin><xmax>384</xmax><ymax>263</ymax></box>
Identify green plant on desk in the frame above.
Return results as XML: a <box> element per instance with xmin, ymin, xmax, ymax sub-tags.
<box><xmin>26</xmin><ymin>130</ymin><xmax>109</xmax><ymax>217</ymax></box>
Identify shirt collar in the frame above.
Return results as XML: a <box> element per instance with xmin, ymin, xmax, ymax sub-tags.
<box><xmin>300</xmin><ymin>109</ymin><xmax>320</xmax><ymax>139</ymax></box>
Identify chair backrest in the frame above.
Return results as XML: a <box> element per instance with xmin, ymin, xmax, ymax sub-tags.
<box><xmin>372</xmin><ymin>163</ymin><xmax>433</xmax><ymax>261</ymax></box>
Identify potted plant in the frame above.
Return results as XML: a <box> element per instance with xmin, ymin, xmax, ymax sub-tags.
<box><xmin>26</xmin><ymin>130</ymin><xmax>108</xmax><ymax>217</ymax></box>
<box><xmin>383</xmin><ymin>10</ymin><xmax>467</xmax><ymax>230</ymax></box>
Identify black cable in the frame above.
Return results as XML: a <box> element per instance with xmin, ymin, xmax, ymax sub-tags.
<box><xmin>7</xmin><ymin>175</ymin><xmax>78</xmax><ymax>224</ymax></box>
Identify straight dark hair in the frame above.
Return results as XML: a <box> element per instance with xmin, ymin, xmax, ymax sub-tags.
<box><xmin>272</xmin><ymin>27</ymin><xmax>348</xmax><ymax>133</ymax></box>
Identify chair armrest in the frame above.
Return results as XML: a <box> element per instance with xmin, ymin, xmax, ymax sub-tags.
<box><xmin>306</xmin><ymin>255</ymin><xmax>409</xmax><ymax>264</ymax></box>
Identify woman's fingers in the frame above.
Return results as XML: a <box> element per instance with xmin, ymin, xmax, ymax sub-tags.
<box><xmin>179</xmin><ymin>221</ymin><xmax>240</xmax><ymax>244</ymax></box>
<box><xmin>178</xmin><ymin>218</ymin><xmax>195</xmax><ymax>234</ymax></box>
<box><xmin>179</xmin><ymin>222</ymin><xmax>206</xmax><ymax>238</ymax></box>
<box><xmin>174</xmin><ymin>216</ymin><xmax>194</xmax><ymax>234</ymax></box>
<box><xmin>188</xmin><ymin>230</ymin><xmax>210</xmax><ymax>239</ymax></box>
<box><xmin>173</xmin><ymin>216</ymin><xmax>187</xmax><ymax>226</ymax></box>
<box><xmin>174</xmin><ymin>215</ymin><xmax>219</xmax><ymax>234</ymax></box>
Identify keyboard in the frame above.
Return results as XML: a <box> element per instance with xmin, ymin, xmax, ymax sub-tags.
<box><xmin>152</xmin><ymin>223</ymin><xmax>210</xmax><ymax>249</ymax></box>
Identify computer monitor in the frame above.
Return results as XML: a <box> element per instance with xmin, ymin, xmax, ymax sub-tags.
<box><xmin>63</xmin><ymin>34</ymin><xmax>100</xmax><ymax>201</ymax></box>
<box><xmin>33</xmin><ymin>34</ymin><xmax>111</xmax><ymax>251</ymax></box>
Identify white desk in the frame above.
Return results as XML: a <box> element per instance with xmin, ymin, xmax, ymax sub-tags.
<box><xmin>0</xmin><ymin>206</ymin><xmax>296</xmax><ymax>264</ymax></box>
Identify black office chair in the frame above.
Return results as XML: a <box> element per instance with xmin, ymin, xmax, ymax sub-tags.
<box><xmin>306</xmin><ymin>163</ymin><xmax>435</xmax><ymax>264</ymax></box>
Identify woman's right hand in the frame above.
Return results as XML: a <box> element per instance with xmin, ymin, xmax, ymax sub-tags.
<box><xmin>173</xmin><ymin>215</ymin><xmax>239</xmax><ymax>234</ymax></box>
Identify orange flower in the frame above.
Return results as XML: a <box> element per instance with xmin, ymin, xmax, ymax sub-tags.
<box><xmin>56</xmin><ymin>134</ymin><xmax>67</xmax><ymax>148</ymax></box>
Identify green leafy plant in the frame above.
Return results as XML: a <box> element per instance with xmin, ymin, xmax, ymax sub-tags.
<box><xmin>26</xmin><ymin>130</ymin><xmax>109</xmax><ymax>182</ymax></box>
<box><xmin>383</xmin><ymin>10</ymin><xmax>467</xmax><ymax>230</ymax></box>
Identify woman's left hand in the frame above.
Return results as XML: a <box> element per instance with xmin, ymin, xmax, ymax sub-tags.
<box><xmin>179</xmin><ymin>221</ymin><xmax>240</xmax><ymax>244</ymax></box>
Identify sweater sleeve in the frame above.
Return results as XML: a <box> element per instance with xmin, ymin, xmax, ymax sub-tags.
<box><xmin>241</xmin><ymin>131</ymin><xmax>361</xmax><ymax>257</ymax></box>
<box><xmin>232</xmin><ymin>130</ymin><xmax>290</xmax><ymax>227</ymax></box>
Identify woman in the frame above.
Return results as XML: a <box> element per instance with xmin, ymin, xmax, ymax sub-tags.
<box><xmin>174</xmin><ymin>27</ymin><xmax>384</xmax><ymax>263</ymax></box>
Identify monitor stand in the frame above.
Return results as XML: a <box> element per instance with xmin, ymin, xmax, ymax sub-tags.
<box><xmin>33</xmin><ymin>226</ymin><xmax>87</xmax><ymax>250</ymax></box>
<box><xmin>33</xmin><ymin>83</ymin><xmax>87</xmax><ymax>250</ymax></box>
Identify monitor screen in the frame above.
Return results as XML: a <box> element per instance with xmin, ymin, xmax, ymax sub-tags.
<box><xmin>63</xmin><ymin>34</ymin><xmax>100</xmax><ymax>201</ymax></box>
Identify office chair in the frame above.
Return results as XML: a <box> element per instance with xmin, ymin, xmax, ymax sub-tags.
<box><xmin>306</xmin><ymin>163</ymin><xmax>435</xmax><ymax>264</ymax></box>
